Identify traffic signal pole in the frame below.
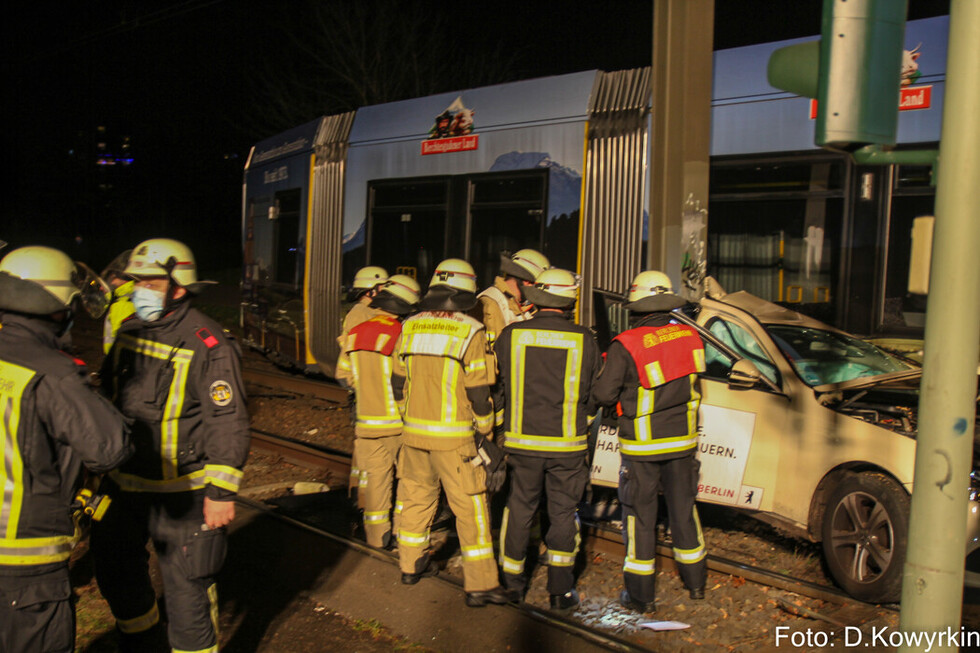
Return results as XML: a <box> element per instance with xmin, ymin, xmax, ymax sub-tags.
<box><xmin>899</xmin><ymin>0</ymin><xmax>980</xmax><ymax>648</ymax></box>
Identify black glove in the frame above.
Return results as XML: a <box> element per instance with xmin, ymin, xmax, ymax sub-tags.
<box><xmin>474</xmin><ymin>433</ymin><xmax>507</xmax><ymax>494</ymax></box>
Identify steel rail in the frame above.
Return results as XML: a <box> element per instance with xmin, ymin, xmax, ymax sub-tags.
<box><xmin>248</xmin><ymin>428</ymin><xmax>881</xmax><ymax>610</ymax></box>
<box><xmin>249</xmin><ymin>428</ymin><xmax>352</xmax><ymax>479</ymax></box>
<box><xmin>243</xmin><ymin>366</ymin><xmax>349</xmax><ymax>403</ymax></box>
<box><xmin>234</xmin><ymin>495</ymin><xmax>653</xmax><ymax>652</ymax></box>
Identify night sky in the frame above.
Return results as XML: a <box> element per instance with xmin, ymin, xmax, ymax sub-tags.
<box><xmin>1</xmin><ymin>0</ymin><xmax>949</xmax><ymax>272</ymax></box>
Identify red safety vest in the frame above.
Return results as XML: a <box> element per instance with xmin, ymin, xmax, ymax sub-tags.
<box><xmin>349</xmin><ymin>315</ymin><xmax>402</xmax><ymax>356</ymax></box>
<box><xmin>613</xmin><ymin>323</ymin><xmax>705</xmax><ymax>389</ymax></box>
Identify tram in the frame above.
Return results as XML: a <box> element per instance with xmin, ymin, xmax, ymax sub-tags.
<box><xmin>241</xmin><ymin>15</ymin><xmax>948</xmax><ymax>376</ymax></box>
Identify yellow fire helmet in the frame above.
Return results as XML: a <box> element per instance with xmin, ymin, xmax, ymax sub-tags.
<box><xmin>371</xmin><ymin>274</ymin><xmax>421</xmax><ymax>316</ymax></box>
<box><xmin>499</xmin><ymin>248</ymin><xmax>550</xmax><ymax>282</ymax></box>
<box><xmin>421</xmin><ymin>258</ymin><xmax>479</xmax><ymax>312</ymax></box>
<box><xmin>429</xmin><ymin>258</ymin><xmax>477</xmax><ymax>293</ymax></box>
<box><xmin>352</xmin><ymin>265</ymin><xmax>389</xmax><ymax>290</ymax></box>
<box><xmin>625</xmin><ymin>270</ymin><xmax>686</xmax><ymax>313</ymax></box>
<box><xmin>125</xmin><ymin>238</ymin><xmax>215</xmax><ymax>293</ymax></box>
<box><xmin>0</xmin><ymin>245</ymin><xmax>109</xmax><ymax>317</ymax></box>
<box><xmin>523</xmin><ymin>268</ymin><xmax>579</xmax><ymax>309</ymax></box>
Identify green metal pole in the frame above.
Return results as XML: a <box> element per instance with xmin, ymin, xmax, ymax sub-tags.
<box><xmin>899</xmin><ymin>1</ymin><xmax>980</xmax><ymax>650</ymax></box>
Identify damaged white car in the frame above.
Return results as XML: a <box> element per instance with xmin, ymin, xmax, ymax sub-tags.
<box><xmin>591</xmin><ymin>278</ymin><xmax>980</xmax><ymax>603</ymax></box>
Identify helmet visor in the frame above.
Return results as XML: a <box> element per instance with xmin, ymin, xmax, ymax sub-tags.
<box><xmin>75</xmin><ymin>262</ymin><xmax>112</xmax><ymax>318</ymax></box>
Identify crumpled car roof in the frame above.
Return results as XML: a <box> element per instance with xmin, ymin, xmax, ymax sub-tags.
<box><xmin>704</xmin><ymin>276</ymin><xmax>845</xmax><ymax>333</ymax></box>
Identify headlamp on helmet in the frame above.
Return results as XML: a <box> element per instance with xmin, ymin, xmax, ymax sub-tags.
<box><xmin>523</xmin><ymin>268</ymin><xmax>579</xmax><ymax>309</ymax></box>
<box><xmin>125</xmin><ymin>238</ymin><xmax>214</xmax><ymax>294</ymax></box>
<box><xmin>420</xmin><ymin>258</ymin><xmax>479</xmax><ymax>312</ymax></box>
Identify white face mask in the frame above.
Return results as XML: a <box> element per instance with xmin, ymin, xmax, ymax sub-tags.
<box><xmin>132</xmin><ymin>286</ymin><xmax>166</xmax><ymax>321</ymax></box>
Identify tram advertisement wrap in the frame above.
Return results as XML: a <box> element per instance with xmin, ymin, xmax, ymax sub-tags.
<box><xmin>589</xmin><ymin>405</ymin><xmax>760</xmax><ymax>509</ymax></box>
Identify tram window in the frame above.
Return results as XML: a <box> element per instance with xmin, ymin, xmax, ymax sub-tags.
<box><xmin>373</xmin><ymin>180</ymin><xmax>448</xmax><ymax>208</ymax></box>
<box><xmin>273</xmin><ymin>189</ymin><xmax>302</xmax><ymax>286</ymax></box>
<box><xmin>708</xmin><ymin>158</ymin><xmax>844</xmax><ymax>325</ymax></box>
<box><xmin>369</xmin><ymin>209</ymin><xmax>445</xmax><ymax>285</ymax></box>
<box><xmin>367</xmin><ymin>178</ymin><xmax>451</xmax><ymax>284</ymax></box>
<box><xmin>472</xmin><ymin>175</ymin><xmax>546</xmax><ymax>204</ymax></box>
<box><xmin>881</xmin><ymin>194</ymin><xmax>934</xmax><ymax>330</ymax></box>
<box><xmin>712</xmin><ymin>161</ymin><xmax>844</xmax><ymax>195</ymax></box>
<box><xmin>470</xmin><ymin>208</ymin><xmax>544</xmax><ymax>287</ymax></box>
<box><xmin>468</xmin><ymin>170</ymin><xmax>548</xmax><ymax>288</ymax></box>
<box><xmin>894</xmin><ymin>164</ymin><xmax>934</xmax><ymax>190</ymax></box>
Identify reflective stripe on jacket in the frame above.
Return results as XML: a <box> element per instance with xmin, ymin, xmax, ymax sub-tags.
<box><xmin>102</xmin><ymin>280</ymin><xmax>136</xmax><ymax>353</ymax></box>
<box><xmin>337</xmin><ymin>313</ymin><xmax>405</xmax><ymax>437</ymax></box>
<box><xmin>396</xmin><ymin>311</ymin><xmax>493</xmax><ymax>450</ymax></box>
<box><xmin>0</xmin><ymin>313</ymin><xmax>131</xmax><ymax>567</ymax></box>
<box><xmin>492</xmin><ymin>313</ymin><xmax>600</xmax><ymax>457</ymax></box>
<box><xmin>102</xmin><ymin>302</ymin><xmax>249</xmax><ymax>497</ymax></box>
<box><xmin>592</xmin><ymin>313</ymin><xmax>702</xmax><ymax>462</ymax></box>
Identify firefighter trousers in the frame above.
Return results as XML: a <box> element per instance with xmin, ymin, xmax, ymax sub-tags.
<box><xmin>618</xmin><ymin>455</ymin><xmax>706</xmax><ymax>603</ymax></box>
<box><xmin>91</xmin><ymin>487</ymin><xmax>226</xmax><ymax>653</ymax></box>
<box><xmin>0</xmin><ymin>562</ymin><xmax>73</xmax><ymax>653</ymax></box>
<box><xmin>397</xmin><ymin>443</ymin><xmax>498</xmax><ymax>592</ymax></box>
<box><xmin>500</xmin><ymin>453</ymin><xmax>588</xmax><ymax>596</ymax></box>
<box><xmin>354</xmin><ymin>435</ymin><xmax>402</xmax><ymax>548</ymax></box>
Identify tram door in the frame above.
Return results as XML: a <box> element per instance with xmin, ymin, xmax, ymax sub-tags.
<box><xmin>466</xmin><ymin>170</ymin><xmax>548</xmax><ymax>288</ymax></box>
<box><xmin>366</xmin><ymin>170</ymin><xmax>547</xmax><ymax>288</ymax></box>
<box><xmin>272</xmin><ymin>189</ymin><xmax>302</xmax><ymax>287</ymax></box>
<box><xmin>367</xmin><ymin>178</ymin><xmax>450</xmax><ymax>284</ymax></box>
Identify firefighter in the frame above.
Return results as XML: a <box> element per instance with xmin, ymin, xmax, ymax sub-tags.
<box><xmin>101</xmin><ymin>249</ymin><xmax>135</xmax><ymax>353</ymax></box>
<box><xmin>394</xmin><ymin>258</ymin><xmax>512</xmax><ymax>607</ymax></box>
<box><xmin>342</xmin><ymin>265</ymin><xmax>389</xmax><ymax>338</ymax></box>
<box><xmin>0</xmin><ymin>246</ymin><xmax>131</xmax><ymax>653</ymax></box>
<box><xmin>592</xmin><ymin>270</ymin><xmax>707</xmax><ymax>613</ymax></box>
<box><xmin>475</xmin><ymin>248</ymin><xmax>549</xmax><ymax>345</ymax></box>
<box><xmin>493</xmin><ymin>268</ymin><xmax>600</xmax><ymax>613</ymax></box>
<box><xmin>91</xmin><ymin>238</ymin><xmax>251</xmax><ymax>652</ymax></box>
<box><xmin>339</xmin><ymin>265</ymin><xmax>389</xmax><ymax>499</ymax></box>
<box><xmin>336</xmin><ymin>274</ymin><xmax>421</xmax><ymax>549</ymax></box>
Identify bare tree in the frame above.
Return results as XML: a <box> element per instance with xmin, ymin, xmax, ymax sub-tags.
<box><xmin>244</xmin><ymin>0</ymin><xmax>526</xmax><ymax>137</ymax></box>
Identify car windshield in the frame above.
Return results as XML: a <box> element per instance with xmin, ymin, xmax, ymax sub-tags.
<box><xmin>767</xmin><ymin>325</ymin><xmax>912</xmax><ymax>386</ymax></box>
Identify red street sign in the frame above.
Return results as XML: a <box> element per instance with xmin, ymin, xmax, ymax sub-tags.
<box><xmin>421</xmin><ymin>134</ymin><xmax>479</xmax><ymax>155</ymax></box>
<box><xmin>809</xmin><ymin>85</ymin><xmax>933</xmax><ymax>119</ymax></box>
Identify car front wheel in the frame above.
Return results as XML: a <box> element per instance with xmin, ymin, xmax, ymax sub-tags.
<box><xmin>821</xmin><ymin>472</ymin><xmax>909</xmax><ymax>603</ymax></box>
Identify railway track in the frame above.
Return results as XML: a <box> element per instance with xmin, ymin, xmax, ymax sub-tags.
<box><xmin>243</xmin><ymin>365</ymin><xmax>349</xmax><ymax>403</ymax></box>
<box><xmin>247</xmin><ymin>427</ymin><xmax>867</xmax><ymax>610</ymax></box>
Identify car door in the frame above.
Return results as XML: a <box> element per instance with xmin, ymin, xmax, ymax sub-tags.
<box><xmin>694</xmin><ymin>305</ymin><xmax>790</xmax><ymax>516</ymax></box>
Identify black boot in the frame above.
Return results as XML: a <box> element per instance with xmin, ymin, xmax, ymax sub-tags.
<box><xmin>401</xmin><ymin>555</ymin><xmax>439</xmax><ymax>585</ymax></box>
<box><xmin>619</xmin><ymin>589</ymin><xmax>656</xmax><ymax>614</ymax></box>
<box><xmin>549</xmin><ymin>589</ymin><xmax>580</xmax><ymax>613</ymax></box>
<box><xmin>465</xmin><ymin>586</ymin><xmax>516</xmax><ymax>607</ymax></box>
<box><xmin>117</xmin><ymin>622</ymin><xmax>168</xmax><ymax>653</ymax></box>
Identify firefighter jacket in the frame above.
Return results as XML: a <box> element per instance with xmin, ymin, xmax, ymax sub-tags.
<box><xmin>342</xmin><ymin>301</ymin><xmax>383</xmax><ymax>341</ymax></box>
<box><xmin>395</xmin><ymin>311</ymin><xmax>494</xmax><ymax>450</ymax></box>
<box><xmin>337</xmin><ymin>300</ymin><xmax>384</xmax><ymax>374</ymax></box>
<box><xmin>592</xmin><ymin>312</ymin><xmax>705</xmax><ymax>462</ymax></box>
<box><xmin>336</xmin><ymin>311</ymin><xmax>406</xmax><ymax>437</ymax></box>
<box><xmin>101</xmin><ymin>301</ymin><xmax>250</xmax><ymax>499</ymax></box>
<box><xmin>476</xmin><ymin>277</ymin><xmax>529</xmax><ymax>345</ymax></box>
<box><xmin>102</xmin><ymin>280</ymin><xmax>135</xmax><ymax>353</ymax></box>
<box><xmin>0</xmin><ymin>312</ymin><xmax>131</xmax><ymax>568</ymax></box>
<box><xmin>492</xmin><ymin>312</ymin><xmax>601</xmax><ymax>457</ymax></box>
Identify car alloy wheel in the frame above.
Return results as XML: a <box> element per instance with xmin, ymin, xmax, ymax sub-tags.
<box><xmin>821</xmin><ymin>471</ymin><xmax>909</xmax><ymax>603</ymax></box>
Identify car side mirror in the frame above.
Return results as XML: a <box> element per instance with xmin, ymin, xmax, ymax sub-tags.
<box><xmin>728</xmin><ymin>359</ymin><xmax>762</xmax><ymax>389</ymax></box>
